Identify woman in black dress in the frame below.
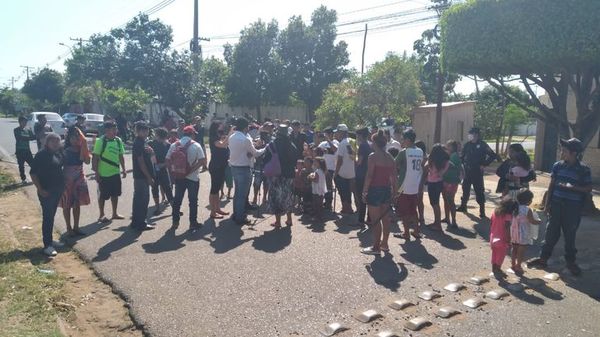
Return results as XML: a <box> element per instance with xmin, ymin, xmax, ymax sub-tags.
<box><xmin>208</xmin><ymin>121</ymin><xmax>232</xmax><ymax>219</ymax></box>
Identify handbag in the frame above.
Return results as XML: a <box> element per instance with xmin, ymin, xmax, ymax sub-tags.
<box><xmin>263</xmin><ymin>143</ymin><xmax>281</xmax><ymax>178</ymax></box>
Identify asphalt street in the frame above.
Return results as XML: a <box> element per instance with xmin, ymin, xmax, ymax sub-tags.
<box><xmin>0</xmin><ymin>117</ymin><xmax>598</xmax><ymax>337</ymax></box>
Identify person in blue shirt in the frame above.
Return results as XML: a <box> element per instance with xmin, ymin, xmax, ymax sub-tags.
<box><xmin>528</xmin><ymin>138</ymin><xmax>592</xmax><ymax>276</ymax></box>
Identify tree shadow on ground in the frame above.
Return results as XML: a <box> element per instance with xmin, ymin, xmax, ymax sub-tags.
<box><xmin>92</xmin><ymin>226</ymin><xmax>142</xmax><ymax>262</ymax></box>
<box><xmin>252</xmin><ymin>226</ymin><xmax>292</xmax><ymax>253</ymax></box>
<box><xmin>399</xmin><ymin>239</ymin><xmax>439</xmax><ymax>270</ymax></box>
<box><xmin>365</xmin><ymin>252</ymin><xmax>408</xmax><ymax>292</ymax></box>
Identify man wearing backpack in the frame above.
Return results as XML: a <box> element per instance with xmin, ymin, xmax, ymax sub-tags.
<box><xmin>166</xmin><ymin>125</ymin><xmax>206</xmax><ymax>230</ymax></box>
<box><xmin>92</xmin><ymin>121</ymin><xmax>127</xmax><ymax>223</ymax></box>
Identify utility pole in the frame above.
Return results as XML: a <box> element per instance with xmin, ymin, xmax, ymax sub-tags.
<box><xmin>190</xmin><ymin>0</ymin><xmax>210</xmax><ymax>69</ymax></box>
<box><xmin>20</xmin><ymin>65</ymin><xmax>34</xmax><ymax>81</ymax></box>
<box><xmin>69</xmin><ymin>37</ymin><xmax>89</xmax><ymax>48</ymax></box>
<box><xmin>10</xmin><ymin>77</ymin><xmax>15</xmax><ymax>90</ymax></box>
<box><xmin>361</xmin><ymin>24</ymin><xmax>368</xmax><ymax>75</ymax></box>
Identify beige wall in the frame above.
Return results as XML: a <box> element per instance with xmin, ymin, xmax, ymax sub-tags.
<box><xmin>411</xmin><ymin>102</ymin><xmax>475</xmax><ymax>150</ymax></box>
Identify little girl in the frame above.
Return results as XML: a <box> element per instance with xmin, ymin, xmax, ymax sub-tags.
<box><xmin>310</xmin><ymin>157</ymin><xmax>327</xmax><ymax>219</ymax></box>
<box><xmin>490</xmin><ymin>196</ymin><xmax>518</xmax><ymax>278</ymax></box>
<box><xmin>510</xmin><ymin>189</ymin><xmax>542</xmax><ymax>275</ymax></box>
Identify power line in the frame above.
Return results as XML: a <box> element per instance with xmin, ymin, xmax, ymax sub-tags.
<box><xmin>339</xmin><ymin>0</ymin><xmax>422</xmax><ymax>16</ymax></box>
<box><xmin>337</xmin><ymin>6</ymin><xmax>431</xmax><ymax>27</ymax></box>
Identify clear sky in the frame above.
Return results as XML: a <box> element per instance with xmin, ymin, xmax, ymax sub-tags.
<box><xmin>0</xmin><ymin>0</ymin><xmax>476</xmax><ymax>94</ymax></box>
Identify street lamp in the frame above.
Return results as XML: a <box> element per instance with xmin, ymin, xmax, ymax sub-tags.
<box><xmin>58</xmin><ymin>42</ymin><xmax>74</xmax><ymax>53</ymax></box>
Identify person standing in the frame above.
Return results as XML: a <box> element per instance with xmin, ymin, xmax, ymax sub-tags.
<box><xmin>30</xmin><ymin>133</ymin><xmax>65</xmax><ymax>256</ymax></box>
<box><xmin>92</xmin><ymin>121</ymin><xmax>127</xmax><ymax>223</ymax></box>
<box><xmin>130</xmin><ymin>122</ymin><xmax>156</xmax><ymax>231</ymax></box>
<box><xmin>14</xmin><ymin>116</ymin><xmax>36</xmax><ymax>183</ymax></box>
<box><xmin>355</xmin><ymin>127</ymin><xmax>372</xmax><ymax>225</ymax></box>
<box><xmin>361</xmin><ymin>131</ymin><xmax>397</xmax><ymax>255</ymax></box>
<box><xmin>394</xmin><ymin>129</ymin><xmax>424</xmax><ymax>240</ymax></box>
<box><xmin>456</xmin><ymin>127</ymin><xmax>497</xmax><ymax>218</ymax></box>
<box><xmin>149</xmin><ymin>128</ymin><xmax>174</xmax><ymax>215</ymax></box>
<box><xmin>60</xmin><ymin>127</ymin><xmax>91</xmax><ymax>237</ymax></box>
<box><xmin>318</xmin><ymin>127</ymin><xmax>339</xmax><ymax>211</ymax></box>
<box><xmin>265</xmin><ymin>124</ymin><xmax>297</xmax><ymax>228</ymax></box>
<box><xmin>75</xmin><ymin>114</ymin><xmax>87</xmax><ymax>134</ymax></box>
<box><xmin>228</xmin><ymin>118</ymin><xmax>265</xmax><ymax>226</ymax></box>
<box><xmin>290</xmin><ymin>120</ymin><xmax>307</xmax><ymax>161</ymax></box>
<box><xmin>34</xmin><ymin>114</ymin><xmax>53</xmax><ymax>151</ymax></box>
<box><xmin>333</xmin><ymin>124</ymin><xmax>356</xmax><ymax>214</ymax></box>
<box><xmin>424</xmin><ymin>144</ymin><xmax>450</xmax><ymax>232</ymax></box>
<box><xmin>194</xmin><ymin>115</ymin><xmax>208</xmax><ymax>172</ymax></box>
<box><xmin>208</xmin><ymin>121</ymin><xmax>231</xmax><ymax>219</ymax></box>
<box><xmin>527</xmin><ymin>138</ymin><xmax>592</xmax><ymax>276</ymax></box>
<box><xmin>116</xmin><ymin>113</ymin><xmax>128</xmax><ymax>143</ymax></box>
<box><xmin>167</xmin><ymin>125</ymin><xmax>206</xmax><ymax>230</ymax></box>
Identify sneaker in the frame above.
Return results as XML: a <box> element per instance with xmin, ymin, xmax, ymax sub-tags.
<box><xmin>361</xmin><ymin>247</ymin><xmax>381</xmax><ymax>255</ymax></box>
<box><xmin>526</xmin><ymin>258</ymin><xmax>548</xmax><ymax>269</ymax></box>
<box><xmin>567</xmin><ymin>263</ymin><xmax>582</xmax><ymax>276</ymax></box>
<box><xmin>43</xmin><ymin>246</ymin><xmax>57</xmax><ymax>256</ymax></box>
<box><xmin>456</xmin><ymin>205</ymin><xmax>467</xmax><ymax>212</ymax></box>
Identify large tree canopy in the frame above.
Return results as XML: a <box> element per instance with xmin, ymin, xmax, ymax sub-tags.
<box><xmin>441</xmin><ymin>0</ymin><xmax>600</xmax><ymax>170</ymax></box>
<box><xmin>22</xmin><ymin>68</ymin><xmax>65</xmax><ymax>110</ymax></box>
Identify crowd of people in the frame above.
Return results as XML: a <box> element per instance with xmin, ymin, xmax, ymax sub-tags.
<box><xmin>15</xmin><ymin>113</ymin><xmax>592</xmax><ymax>277</ymax></box>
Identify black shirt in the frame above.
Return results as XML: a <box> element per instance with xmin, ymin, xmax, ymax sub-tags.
<box><xmin>290</xmin><ymin>132</ymin><xmax>307</xmax><ymax>160</ymax></box>
<box><xmin>149</xmin><ymin>140</ymin><xmax>170</xmax><ymax>164</ymax></box>
<box><xmin>30</xmin><ymin>149</ymin><xmax>64</xmax><ymax>190</ymax></box>
<box><xmin>461</xmin><ymin>140</ymin><xmax>496</xmax><ymax>171</ymax></box>
<box><xmin>132</xmin><ymin>137</ymin><xmax>155</xmax><ymax>179</ymax></box>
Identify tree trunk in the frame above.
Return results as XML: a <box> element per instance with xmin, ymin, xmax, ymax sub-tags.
<box><xmin>256</xmin><ymin>104</ymin><xmax>262</xmax><ymax>123</ymax></box>
<box><xmin>505</xmin><ymin>130</ymin><xmax>513</xmax><ymax>156</ymax></box>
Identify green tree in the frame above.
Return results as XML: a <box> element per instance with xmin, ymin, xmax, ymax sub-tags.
<box><xmin>225</xmin><ymin>20</ymin><xmax>288</xmax><ymax>121</ymax></box>
<box><xmin>314</xmin><ymin>79</ymin><xmax>359</xmax><ymax>129</ymax></box>
<box><xmin>65</xmin><ymin>33</ymin><xmax>121</xmax><ymax>87</ymax></box>
<box><xmin>278</xmin><ymin>6</ymin><xmax>349</xmax><ymax>120</ymax></box>
<box><xmin>21</xmin><ymin>68</ymin><xmax>65</xmax><ymax>110</ymax></box>
<box><xmin>101</xmin><ymin>87</ymin><xmax>151</xmax><ymax>119</ymax></box>
<box><xmin>0</xmin><ymin>88</ymin><xmax>31</xmax><ymax>116</ymax></box>
<box><xmin>200</xmin><ymin>56</ymin><xmax>229</xmax><ymax>103</ymax></box>
<box><xmin>441</xmin><ymin>0</ymin><xmax>600</xmax><ymax>170</ymax></box>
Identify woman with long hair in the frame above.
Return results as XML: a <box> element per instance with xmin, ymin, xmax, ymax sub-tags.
<box><xmin>361</xmin><ymin>130</ymin><xmax>397</xmax><ymax>255</ymax></box>
<box><xmin>60</xmin><ymin>126</ymin><xmax>91</xmax><ymax>236</ymax></box>
<box><xmin>425</xmin><ymin>143</ymin><xmax>450</xmax><ymax>231</ymax></box>
<box><xmin>265</xmin><ymin>125</ymin><xmax>297</xmax><ymax>228</ymax></box>
<box><xmin>208</xmin><ymin>121</ymin><xmax>232</xmax><ymax>219</ymax></box>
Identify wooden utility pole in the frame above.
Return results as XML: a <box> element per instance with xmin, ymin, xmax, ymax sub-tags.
<box><xmin>361</xmin><ymin>24</ymin><xmax>368</xmax><ymax>75</ymax></box>
<box><xmin>69</xmin><ymin>37</ymin><xmax>88</xmax><ymax>48</ymax></box>
<box><xmin>20</xmin><ymin>65</ymin><xmax>34</xmax><ymax>81</ymax></box>
<box><xmin>10</xmin><ymin>77</ymin><xmax>15</xmax><ymax>89</ymax></box>
<box><xmin>190</xmin><ymin>0</ymin><xmax>210</xmax><ymax>69</ymax></box>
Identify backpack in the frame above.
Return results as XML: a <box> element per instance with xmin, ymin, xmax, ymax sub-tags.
<box><xmin>263</xmin><ymin>143</ymin><xmax>281</xmax><ymax>178</ymax></box>
<box><xmin>169</xmin><ymin>140</ymin><xmax>194</xmax><ymax>180</ymax></box>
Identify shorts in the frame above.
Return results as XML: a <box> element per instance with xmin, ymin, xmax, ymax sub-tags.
<box><xmin>253</xmin><ymin>169</ymin><xmax>264</xmax><ymax>189</ymax></box>
<box><xmin>443</xmin><ymin>182</ymin><xmax>458</xmax><ymax>196</ymax></box>
<box><xmin>427</xmin><ymin>181</ymin><xmax>443</xmax><ymax>205</ymax></box>
<box><xmin>366</xmin><ymin>186</ymin><xmax>391</xmax><ymax>206</ymax></box>
<box><xmin>99</xmin><ymin>174</ymin><xmax>122</xmax><ymax>201</ymax></box>
<box><xmin>395</xmin><ymin>193</ymin><xmax>418</xmax><ymax>222</ymax></box>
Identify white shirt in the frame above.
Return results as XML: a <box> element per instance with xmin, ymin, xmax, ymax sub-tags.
<box><xmin>166</xmin><ymin>136</ymin><xmax>205</xmax><ymax>182</ymax></box>
<box><xmin>318</xmin><ymin>139</ymin><xmax>339</xmax><ymax>171</ymax></box>
<box><xmin>312</xmin><ymin>168</ymin><xmax>327</xmax><ymax>196</ymax></box>
<box><xmin>228</xmin><ymin>131</ymin><xmax>265</xmax><ymax>167</ymax></box>
<box><xmin>400</xmin><ymin>146</ymin><xmax>424</xmax><ymax>195</ymax></box>
<box><xmin>335</xmin><ymin>137</ymin><xmax>356</xmax><ymax>179</ymax></box>
<box><xmin>386</xmin><ymin>139</ymin><xmax>403</xmax><ymax>152</ymax></box>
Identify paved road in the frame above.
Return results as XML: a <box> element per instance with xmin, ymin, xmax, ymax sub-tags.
<box><xmin>0</xmin><ymin>118</ymin><xmax>598</xmax><ymax>337</ymax></box>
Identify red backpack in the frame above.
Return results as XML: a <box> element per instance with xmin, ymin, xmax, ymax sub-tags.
<box><xmin>169</xmin><ymin>140</ymin><xmax>194</xmax><ymax>179</ymax></box>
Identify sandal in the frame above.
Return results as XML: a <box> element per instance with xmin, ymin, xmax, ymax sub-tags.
<box><xmin>216</xmin><ymin>210</ymin><xmax>230</xmax><ymax>216</ymax></box>
<box><xmin>210</xmin><ymin>214</ymin><xmax>224</xmax><ymax>219</ymax></box>
<box><xmin>111</xmin><ymin>214</ymin><xmax>125</xmax><ymax>220</ymax></box>
<box><xmin>411</xmin><ymin>231</ymin><xmax>422</xmax><ymax>239</ymax></box>
<box><xmin>97</xmin><ymin>216</ymin><xmax>110</xmax><ymax>224</ymax></box>
<box><xmin>380</xmin><ymin>245</ymin><xmax>390</xmax><ymax>252</ymax></box>
<box><xmin>361</xmin><ymin>247</ymin><xmax>381</xmax><ymax>255</ymax></box>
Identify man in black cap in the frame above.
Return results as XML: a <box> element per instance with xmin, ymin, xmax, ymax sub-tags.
<box><xmin>456</xmin><ymin>127</ymin><xmax>497</xmax><ymax>218</ymax></box>
<box><xmin>528</xmin><ymin>138</ymin><xmax>591</xmax><ymax>276</ymax></box>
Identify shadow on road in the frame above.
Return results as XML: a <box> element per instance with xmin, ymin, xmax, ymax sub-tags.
<box><xmin>92</xmin><ymin>226</ymin><xmax>142</xmax><ymax>262</ymax></box>
<box><xmin>424</xmin><ymin>229</ymin><xmax>467</xmax><ymax>251</ymax></box>
<box><xmin>365</xmin><ymin>252</ymin><xmax>408</xmax><ymax>292</ymax></box>
<box><xmin>209</xmin><ymin>220</ymin><xmax>253</xmax><ymax>254</ymax></box>
<box><xmin>252</xmin><ymin>226</ymin><xmax>292</xmax><ymax>253</ymax></box>
<box><xmin>399</xmin><ymin>240</ymin><xmax>438</xmax><ymax>270</ymax></box>
<box><xmin>142</xmin><ymin>227</ymin><xmax>186</xmax><ymax>254</ymax></box>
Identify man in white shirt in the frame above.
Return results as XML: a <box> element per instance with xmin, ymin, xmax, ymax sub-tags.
<box><xmin>166</xmin><ymin>126</ymin><xmax>206</xmax><ymax>230</ymax></box>
<box><xmin>228</xmin><ymin>118</ymin><xmax>266</xmax><ymax>225</ymax></box>
<box><xmin>333</xmin><ymin>124</ymin><xmax>356</xmax><ymax>214</ymax></box>
<box><xmin>318</xmin><ymin>127</ymin><xmax>338</xmax><ymax>210</ymax></box>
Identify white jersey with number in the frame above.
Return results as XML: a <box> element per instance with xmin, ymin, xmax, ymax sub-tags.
<box><xmin>401</xmin><ymin>147</ymin><xmax>424</xmax><ymax>195</ymax></box>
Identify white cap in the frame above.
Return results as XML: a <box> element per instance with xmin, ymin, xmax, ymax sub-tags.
<box><xmin>335</xmin><ymin>124</ymin><xmax>349</xmax><ymax>132</ymax></box>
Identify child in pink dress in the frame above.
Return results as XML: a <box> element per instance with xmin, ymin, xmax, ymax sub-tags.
<box><xmin>510</xmin><ymin>189</ymin><xmax>542</xmax><ymax>275</ymax></box>
<box><xmin>490</xmin><ymin>197</ymin><xmax>518</xmax><ymax>278</ymax></box>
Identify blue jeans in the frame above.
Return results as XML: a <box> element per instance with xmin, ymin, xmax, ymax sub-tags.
<box><xmin>541</xmin><ymin>198</ymin><xmax>583</xmax><ymax>263</ymax></box>
<box><xmin>132</xmin><ymin>179</ymin><xmax>150</xmax><ymax>227</ymax></box>
<box><xmin>38</xmin><ymin>186</ymin><xmax>64</xmax><ymax>248</ymax></box>
<box><xmin>172</xmin><ymin>178</ymin><xmax>199</xmax><ymax>226</ymax></box>
<box><xmin>231</xmin><ymin>166</ymin><xmax>252</xmax><ymax>223</ymax></box>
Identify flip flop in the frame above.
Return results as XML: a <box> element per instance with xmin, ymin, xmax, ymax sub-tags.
<box><xmin>210</xmin><ymin>214</ymin><xmax>224</xmax><ymax>219</ymax></box>
<box><xmin>411</xmin><ymin>231</ymin><xmax>422</xmax><ymax>239</ymax></box>
<box><xmin>216</xmin><ymin>210</ymin><xmax>230</xmax><ymax>216</ymax></box>
<box><xmin>111</xmin><ymin>214</ymin><xmax>125</xmax><ymax>220</ymax></box>
<box><xmin>97</xmin><ymin>217</ymin><xmax>110</xmax><ymax>223</ymax></box>
<box><xmin>270</xmin><ymin>223</ymin><xmax>282</xmax><ymax>228</ymax></box>
<box><xmin>361</xmin><ymin>247</ymin><xmax>381</xmax><ymax>255</ymax></box>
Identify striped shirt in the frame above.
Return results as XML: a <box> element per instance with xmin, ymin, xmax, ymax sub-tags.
<box><xmin>551</xmin><ymin>160</ymin><xmax>591</xmax><ymax>202</ymax></box>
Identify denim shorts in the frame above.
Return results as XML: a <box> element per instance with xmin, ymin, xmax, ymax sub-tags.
<box><xmin>367</xmin><ymin>186</ymin><xmax>391</xmax><ymax>206</ymax></box>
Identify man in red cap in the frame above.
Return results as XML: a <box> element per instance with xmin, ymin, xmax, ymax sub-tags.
<box><xmin>166</xmin><ymin>125</ymin><xmax>206</xmax><ymax>230</ymax></box>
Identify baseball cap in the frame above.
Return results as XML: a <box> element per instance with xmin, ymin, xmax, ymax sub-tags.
<box><xmin>183</xmin><ymin>125</ymin><xmax>197</xmax><ymax>135</ymax></box>
<box><xmin>334</xmin><ymin>124</ymin><xmax>349</xmax><ymax>132</ymax></box>
<box><xmin>560</xmin><ymin>138</ymin><xmax>583</xmax><ymax>153</ymax></box>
